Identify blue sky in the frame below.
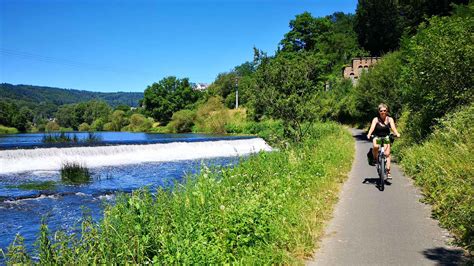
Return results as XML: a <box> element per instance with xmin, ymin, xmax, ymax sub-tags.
<box><xmin>0</xmin><ymin>0</ymin><xmax>357</xmax><ymax>92</ymax></box>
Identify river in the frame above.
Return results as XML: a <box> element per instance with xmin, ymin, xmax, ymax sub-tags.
<box><xmin>0</xmin><ymin>132</ymin><xmax>271</xmax><ymax>253</ymax></box>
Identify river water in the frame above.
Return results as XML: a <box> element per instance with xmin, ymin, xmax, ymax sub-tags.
<box><xmin>0</xmin><ymin>132</ymin><xmax>271</xmax><ymax>254</ymax></box>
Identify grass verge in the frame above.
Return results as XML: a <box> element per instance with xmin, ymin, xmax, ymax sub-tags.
<box><xmin>5</xmin><ymin>122</ymin><xmax>354</xmax><ymax>264</ymax></box>
<box><xmin>397</xmin><ymin>104</ymin><xmax>473</xmax><ymax>252</ymax></box>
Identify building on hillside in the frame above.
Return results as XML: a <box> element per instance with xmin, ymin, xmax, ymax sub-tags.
<box><xmin>193</xmin><ymin>83</ymin><xmax>209</xmax><ymax>91</ymax></box>
<box><xmin>342</xmin><ymin>57</ymin><xmax>380</xmax><ymax>84</ymax></box>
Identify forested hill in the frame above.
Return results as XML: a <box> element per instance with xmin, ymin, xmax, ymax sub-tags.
<box><xmin>0</xmin><ymin>83</ymin><xmax>143</xmax><ymax>107</ymax></box>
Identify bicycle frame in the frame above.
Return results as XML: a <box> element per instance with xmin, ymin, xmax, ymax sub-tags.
<box><xmin>372</xmin><ymin>135</ymin><xmax>392</xmax><ymax>191</ymax></box>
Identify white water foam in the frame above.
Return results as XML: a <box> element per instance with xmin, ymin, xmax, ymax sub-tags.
<box><xmin>0</xmin><ymin>138</ymin><xmax>272</xmax><ymax>174</ymax></box>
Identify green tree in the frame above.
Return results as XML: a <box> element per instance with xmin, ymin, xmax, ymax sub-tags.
<box><xmin>90</xmin><ymin>118</ymin><xmax>106</xmax><ymax>131</ymax></box>
<box><xmin>12</xmin><ymin>107</ymin><xmax>34</xmax><ymax>132</ymax></box>
<box><xmin>82</xmin><ymin>100</ymin><xmax>111</xmax><ymax>125</ymax></box>
<box><xmin>279</xmin><ymin>12</ymin><xmax>332</xmax><ymax>52</ymax></box>
<box><xmin>249</xmin><ymin>52</ymin><xmax>325</xmax><ymax>140</ymax></box>
<box><xmin>354</xmin><ymin>0</ymin><xmax>402</xmax><ymax>56</ymax></box>
<box><xmin>109</xmin><ymin>110</ymin><xmax>127</xmax><ymax>131</ymax></box>
<box><xmin>142</xmin><ymin>77</ymin><xmax>201</xmax><ymax>123</ymax></box>
<box><xmin>401</xmin><ymin>14</ymin><xmax>474</xmax><ymax>140</ymax></box>
<box><xmin>353</xmin><ymin>51</ymin><xmax>404</xmax><ymax>122</ymax></box>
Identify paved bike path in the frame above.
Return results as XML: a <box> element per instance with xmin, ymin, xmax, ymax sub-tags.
<box><xmin>307</xmin><ymin>129</ymin><xmax>466</xmax><ymax>266</ymax></box>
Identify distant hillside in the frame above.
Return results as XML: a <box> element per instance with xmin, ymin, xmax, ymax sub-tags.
<box><xmin>0</xmin><ymin>83</ymin><xmax>143</xmax><ymax>107</ymax></box>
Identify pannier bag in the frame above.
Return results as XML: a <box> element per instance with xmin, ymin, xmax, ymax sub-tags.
<box><xmin>367</xmin><ymin>148</ymin><xmax>375</xmax><ymax>166</ymax></box>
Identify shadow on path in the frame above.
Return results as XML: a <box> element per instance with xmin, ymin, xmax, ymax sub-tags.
<box><xmin>422</xmin><ymin>247</ymin><xmax>470</xmax><ymax>266</ymax></box>
<box><xmin>354</xmin><ymin>132</ymin><xmax>369</xmax><ymax>142</ymax></box>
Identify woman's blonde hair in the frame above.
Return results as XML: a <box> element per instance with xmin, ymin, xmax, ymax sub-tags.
<box><xmin>378</xmin><ymin>103</ymin><xmax>388</xmax><ymax>111</ymax></box>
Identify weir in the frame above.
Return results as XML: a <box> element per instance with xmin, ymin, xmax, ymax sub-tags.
<box><xmin>0</xmin><ymin>138</ymin><xmax>272</xmax><ymax>174</ymax></box>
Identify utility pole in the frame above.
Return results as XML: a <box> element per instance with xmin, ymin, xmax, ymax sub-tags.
<box><xmin>235</xmin><ymin>77</ymin><xmax>239</xmax><ymax>109</ymax></box>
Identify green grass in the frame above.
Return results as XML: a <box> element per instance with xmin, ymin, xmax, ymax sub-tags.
<box><xmin>6</xmin><ymin>181</ymin><xmax>56</xmax><ymax>191</ymax></box>
<box><xmin>398</xmin><ymin>104</ymin><xmax>473</xmax><ymax>252</ymax></box>
<box><xmin>0</xmin><ymin>125</ymin><xmax>19</xmax><ymax>134</ymax></box>
<box><xmin>4</xmin><ymin>122</ymin><xmax>354</xmax><ymax>264</ymax></box>
<box><xmin>60</xmin><ymin>162</ymin><xmax>91</xmax><ymax>184</ymax></box>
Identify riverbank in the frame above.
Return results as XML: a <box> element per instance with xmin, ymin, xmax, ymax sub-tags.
<box><xmin>4</xmin><ymin>122</ymin><xmax>354</xmax><ymax>264</ymax></box>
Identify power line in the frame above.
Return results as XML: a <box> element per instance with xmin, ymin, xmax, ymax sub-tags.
<box><xmin>0</xmin><ymin>48</ymin><xmax>154</xmax><ymax>77</ymax></box>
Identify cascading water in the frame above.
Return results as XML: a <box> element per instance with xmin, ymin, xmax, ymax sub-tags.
<box><xmin>0</xmin><ymin>136</ymin><xmax>272</xmax><ymax>253</ymax></box>
<box><xmin>0</xmin><ymin>138</ymin><xmax>271</xmax><ymax>174</ymax></box>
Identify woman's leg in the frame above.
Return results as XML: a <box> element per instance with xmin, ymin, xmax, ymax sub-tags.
<box><xmin>385</xmin><ymin>144</ymin><xmax>391</xmax><ymax>176</ymax></box>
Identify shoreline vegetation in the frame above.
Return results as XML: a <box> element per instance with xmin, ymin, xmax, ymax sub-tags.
<box><xmin>4</xmin><ymin>123</ymin><xmax>354</xmax><ymax>264</ymax></box>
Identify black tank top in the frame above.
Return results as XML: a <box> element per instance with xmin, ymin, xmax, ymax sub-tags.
<box><xmin>374</xmin><ymin>117</ymin><xmax>390</xmax><ymax>137</ymax></box>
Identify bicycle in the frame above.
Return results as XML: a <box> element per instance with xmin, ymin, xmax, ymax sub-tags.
<box><xmin>370</xmin><ymin>134</ymin><xmax>394</xmax><ymax>191</ymax></box>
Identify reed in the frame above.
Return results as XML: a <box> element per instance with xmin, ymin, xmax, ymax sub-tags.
<box><xmin>42</xmin><ymin>132</ymin><xmax>78</xmax><ymax>143</ymax></box>
<box><xmin>60</xmin><ymin>162</ymin><xmax>91</xmax><ymax>184</ymax></box>
<box><xmin>42</xmin><ymin>132</ymin><xmax>101</xmax><ymax>144</ymax></box>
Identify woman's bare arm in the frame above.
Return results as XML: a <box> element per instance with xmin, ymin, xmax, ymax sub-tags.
<box><xmin>367</xmin><ymin>118</ymin><xmax>377</xmax><ymax>139</ymax></box>
<box><xmin>389</xmin><ymin>117</ymin><xmax>400</xmax><ymax>137</ymax></box>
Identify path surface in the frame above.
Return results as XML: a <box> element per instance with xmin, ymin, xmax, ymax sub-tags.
<box><xmin>307</xmin><ymin>129</ymin><xmax>466</xmax><ymax>266</ymax></box>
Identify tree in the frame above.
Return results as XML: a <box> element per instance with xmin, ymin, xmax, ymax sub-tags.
<box><xmin>109</xmin><ymin>110</ymin><xmax>127</xmax><ymax>131</ymax></box>
<box><xmin>280</xmin><ymin>12</ymin><xmax>332</xmax><ymax>52</ymax></box>
<box><xmin>142</xmin><ymin>77</ymin><xmax>201</xmax><ymax>123</ymax></box>
<box><xmin>12</xmin><ymin>107</ymin><xmax>34</xmax><ymax>132</ymax></box>
<box><xmin>401</xmin><ymin>14</ymin><xmax>474</xmax><ymax>140</ymax></box>
<box><xmin>354</xmin><ymin>0</ymin><xmax>402</xmax><ymax>56</ymax></box>
<box><xmin>248</xmin><ymin>52</ymin><xmax>325</xmax><ymax>141</ymax></box>
<box><xmin>353</xmin><ymin>52</ymin><xmax>404</xmax><ymax>122</ymax></box>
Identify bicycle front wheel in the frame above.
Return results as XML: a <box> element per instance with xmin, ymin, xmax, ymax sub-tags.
<box><xmin>379</xmin><ymin>156</ymin><xmax>386</xmax><ymax>191</ymax></box>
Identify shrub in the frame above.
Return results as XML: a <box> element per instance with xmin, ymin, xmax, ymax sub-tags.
<box><xmin>194</xmin><ymin>96</ymin><xmax>228</xmax><ymax>134</ymax></box>
<box><xmin>78</xmin><ymin>123</ymin><xmax>90</xmax><ymax>132</ymax></box>
<box><xmin>102</xmin><ymin>122</ymin><xmax>114</xmax><ymax>131</ymax></box>
<box><xmin>167</xmin><ymin>109</ymin><xmax>196</xmax><ymax>133</ymax></box>
<box><xmin>0</xmin><ymin>124</ymin><xmax>18</xmax><ymax>134</ymax></box>
<box><xmin>45</xmin><ymin>121</ymin><xmax>60</xmax><ymax>132</ymax></box>
<box><xmin>128</xmin><ymin>114</ymin><xmax>153</xmax><ymax>132</ymax></box>
<box><xmin>90</xmin><ymin>118</ymin><xmax>105</xmax><ymax>131</ymax></box>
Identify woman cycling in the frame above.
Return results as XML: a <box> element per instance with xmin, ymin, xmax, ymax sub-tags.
<box><xmin>366</xmin><ymin>103</ymin><xmax>400</xmax><ymax>179</ymax></box>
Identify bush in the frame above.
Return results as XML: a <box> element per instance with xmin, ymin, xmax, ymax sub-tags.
<box><xmin>127</xmin><ymin>114</ymin><xmax>153</xmax><ymax>132</ymax></box>
<box><xmin>45</xmin><ymin>121</ymin><xmax>60</xmax><ymax>132</ymax></box>
<box><xmin>401</xmin><ymin>14</ymin><xmax>474</xmax><ymax>141</ymax></box>
<box><xmin>194</xmin><ymin>96</ymin><xmax>228</xmax><ymax>134</ymax></box>
<box><xmin>167</xmin><ymin>109</ymin><xmax>196</xmax><ymax>133</ymax></box>
<box><xmin>78</xmin><ymin>123</ymin><xmax>90</xmax><ymax>132</ymax></box>
<box><xmin>399</xmin><ymin>103</ymin><xmax>474</xmax><ymax>251</ymax></box>
<box><xmin>0</xmin><ymin>124</ymin><xmax>18</xmax><ymax>134</ymax></box>
<box><xmin>90</xmin><ymin>118</ymin><xmax>105</xmax><ymax>131</ymax></box>
<box><xmin>102</xmin><ymin>122</ymin><xmax>114</xmax><ymax>131</ymax></box>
